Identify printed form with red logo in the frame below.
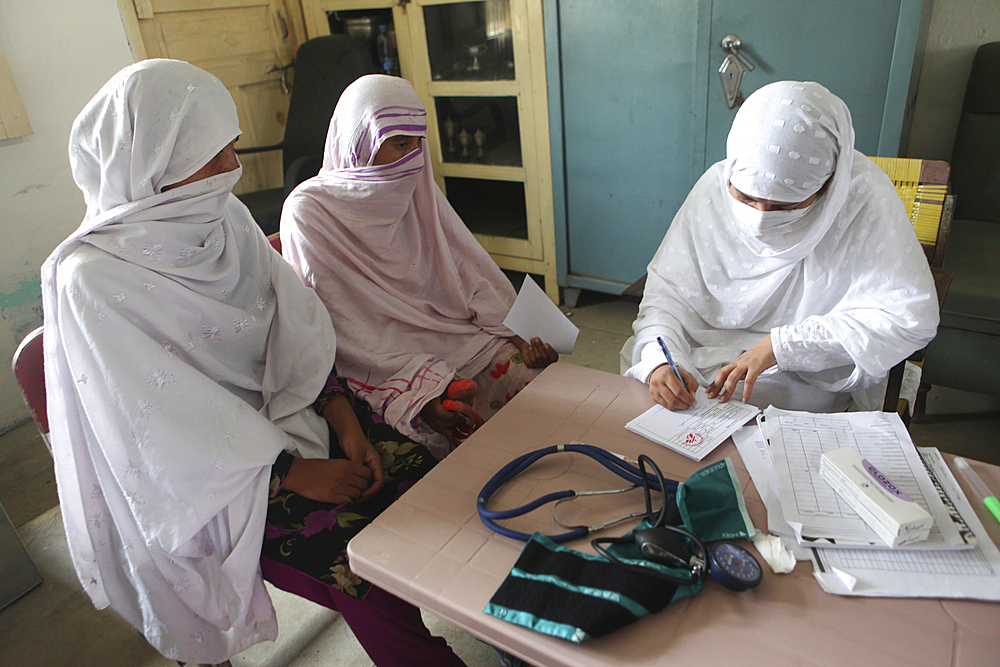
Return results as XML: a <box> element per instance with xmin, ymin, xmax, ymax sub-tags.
<box><xmin>625</xmin><ymin>387</ymin><xmax>760</xmax><ymax>461</ymax></box>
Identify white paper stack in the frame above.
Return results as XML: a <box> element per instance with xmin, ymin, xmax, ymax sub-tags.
<box><xmin>731</xmin><ymin>409</ymin><xmax>1000</xmax><ymax>601</ymax></box>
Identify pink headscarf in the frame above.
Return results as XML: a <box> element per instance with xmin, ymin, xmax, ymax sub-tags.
<box><xmin>281</xmin><ymin>75</ymin><xmax>515</xmax><ymax>458</ymax></box>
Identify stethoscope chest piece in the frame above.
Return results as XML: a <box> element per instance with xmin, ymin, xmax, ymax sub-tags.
<box><xmin>708</xmin><ymin>542</ymin><xmax>763</xmax><ymax>592</ymax></box>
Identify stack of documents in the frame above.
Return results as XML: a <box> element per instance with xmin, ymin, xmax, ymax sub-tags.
<box><xmin>732</xmin><ymin>407</ymin><xmax>1000</xmax><ymax>600</ymax></box>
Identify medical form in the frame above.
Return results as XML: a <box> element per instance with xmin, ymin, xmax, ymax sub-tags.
<box><xmin>625</xmin><ymin>388</ymin><xmax>759</xmax><ymax>461</ymax></box>
<box><xmin>763</xmin><ymin>408</ymin><xmax>967</xmax><ymax>550</ymax></box>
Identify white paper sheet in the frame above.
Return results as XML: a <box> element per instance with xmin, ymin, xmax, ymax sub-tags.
<box><xmin>502</xmin><ymin>275</ymin><xmax>579</xmax><ymax>355</ymax></box>
<box><xmin>811</xmin><ymin>448</ymin><xmax>1000</xmax><ymax>600</ymax></box>
<box><xmin>732</xmin><ymin>422</ymin><xmax>812</xmax><ymax>561</ymax></box>
<box><xmin>764</xmin><ymin>408</ymin><xmax>967</xmax><ymax>550</ymax></box>
<box><xmin>625</xmin><ymin>389</ymin><xmax>760</xmax><ymax>461</ymax></box>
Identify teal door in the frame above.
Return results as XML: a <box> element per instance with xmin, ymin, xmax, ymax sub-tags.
<box><xmin>545</xmin><ymin>0</ymin><xmax>929</xmax><ymax>297</ymax></box>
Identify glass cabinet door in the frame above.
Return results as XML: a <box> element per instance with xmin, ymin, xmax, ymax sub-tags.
<box><xmin>302</xmin><ymin>0</ymin><xmax>415</xmax><ymax>80</ymax></box>
<box><xmin>409</xmin><ymin>0</ymin><xmax>551</xmax><ymax>270</ymax></box>
<box><xmin>423</xmin><ymin>1</ymin><xmax>515</xmax><ymax>82</ymax></box>
<box><xmin>435</xmin><ymin>96</ymin><xmax>522</xmax><ymax>168</ymax></box>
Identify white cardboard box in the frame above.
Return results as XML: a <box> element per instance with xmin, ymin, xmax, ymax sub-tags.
<box><xmin>820</xmin><ymin>447</ymin><xmax>933</xmax><ymax>547</ymax></box>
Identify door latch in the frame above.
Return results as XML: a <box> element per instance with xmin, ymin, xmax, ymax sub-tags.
<box><xmin>718</xmin><ymin>34</ymin><xmax>755</xmax><ymax>109</ymax></box>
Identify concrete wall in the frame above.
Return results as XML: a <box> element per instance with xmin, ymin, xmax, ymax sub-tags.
<box><xmin>0</xmin><ymin>1</ymin><xmax>134</xmax><ymax>431</ymax></box>
<box><xmin>0</xmin><ymin>0</ymin><xmax>997</xmax><ymax>432</ymax></box>
<box><xmin>907</xmin><ymin>0</ymin><xmax>1000</xmax><ymax>159</ymax></box>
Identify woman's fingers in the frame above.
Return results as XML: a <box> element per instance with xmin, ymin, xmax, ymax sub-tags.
<box><xmin>283</xmin><ymin>458</ymin><xmax>373</xmax><ymax>504</ymax></box>
<box><xmin>520</xmin><ymin>337</ymin><xmax>558</xmax><ymax>369</ymax></box>
<box><xmin>708</xmin><ymin>335</ymin><xmax>776</xmax><ymax>404</ymax></box>
<box><xmin>420</xmin><ymin>397</ymin><xmax>461</xmax><ymax>432</ymax></box>
<box><xmin>649</xmin><ymin>364</ymin><xmax>697</xmax><ymax>411</ymax></box>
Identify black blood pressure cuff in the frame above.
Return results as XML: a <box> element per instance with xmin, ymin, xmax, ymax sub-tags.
<box><xmin>484</xmin><ymin>533</ymin><xmax>700</xmax><ymax>643</ymax></box>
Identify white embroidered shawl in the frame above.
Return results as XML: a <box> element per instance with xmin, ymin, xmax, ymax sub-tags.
<box><xmin>42</xmin><ymin>59</ymin><xmax>336</xmax><ymax>663</ymax></box>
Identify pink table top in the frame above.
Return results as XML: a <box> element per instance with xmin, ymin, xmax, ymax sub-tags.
<box><xmin>348</xmin><ymin>363</ymin><xmax>1000</xmax><ymax>667</ymax></box>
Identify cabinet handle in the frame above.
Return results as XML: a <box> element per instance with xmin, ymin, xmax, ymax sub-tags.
<box><xmin>718</xmin><ymin>34</ymin><xmax>755</xmax><ymax>109</ymax></box>
<box><xmin>276</xmin><ymin>10</ymin><xmax>289</xmax><ymax>39</ymax></box>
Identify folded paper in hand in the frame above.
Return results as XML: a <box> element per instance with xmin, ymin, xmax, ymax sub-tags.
<box><xmin>502</xmin><ymin>275</ymin><xmax>579</xmax><ymax>355</ymax></box>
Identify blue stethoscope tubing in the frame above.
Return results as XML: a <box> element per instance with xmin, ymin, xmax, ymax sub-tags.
<box><xmin>477</xmin><ymin>443</ymin><xmax>680</xmax><ymax>542</ymax></box>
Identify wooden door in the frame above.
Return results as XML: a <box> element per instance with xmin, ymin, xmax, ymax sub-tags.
<box><xmin>119</xmin><ymin>0</ymin><xmax>306</xmax><ymax>196</ymax></box>
<box><xmin>548</xmin><ymin>0</ymin><xmax>929</xmax><ymax>295</ymax></box>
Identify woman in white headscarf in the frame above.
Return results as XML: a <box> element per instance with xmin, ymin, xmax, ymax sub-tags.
<box><xmin>622</xmin><ymin>81</ymin><xmax>938</xmax><ymax>412</ymax></box>
<box><xmin>44</xmin><ymin>60</ymin><xmax>467</xmax><ymax>666</ymax></box>
<box><xmin>281</xmin><ymin>74</ymin><xmax>557</xmax><ymax>459</ymax></box>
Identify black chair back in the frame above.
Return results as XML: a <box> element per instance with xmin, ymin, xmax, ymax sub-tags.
<box><xmin>950</xmin><ymin>42</ymin><xmax>1000</xmax><ymax>224</ymax></box>
<box><xmin>282</xmin><ymin>35</ymin><xmax>376</xmax><ymax>185</ymax></box>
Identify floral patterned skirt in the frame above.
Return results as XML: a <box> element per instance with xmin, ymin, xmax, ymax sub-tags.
<box><xmin>262</xmin><ymin>382</ymin><xmax>437</xmax><ymax>601</ymax></box>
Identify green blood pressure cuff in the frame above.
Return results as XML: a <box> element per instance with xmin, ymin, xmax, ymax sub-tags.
<box><xmin>485</xmin><ymin>458</ymin><xmax>754</xmax><ymax>642</ymax></box>
<box><xmin>677</xmin><ymin>458</ymin><xmax>755</xmax><ymax>542</ymax></box>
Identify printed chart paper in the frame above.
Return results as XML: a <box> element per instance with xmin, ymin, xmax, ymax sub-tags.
<box><xmin>626</xmin><ymin>388</ymin><xmax>760</xmax><ymax>460</ymax></box>
<box><xmin>764</xmin><ymin>408</ymin><xmax>966</xmax><ymax>550</ymax></box>
<box><xmin>811</xmin><ymin>448</ymin><xmax>1000</xmax><ymax>600</ymax></box>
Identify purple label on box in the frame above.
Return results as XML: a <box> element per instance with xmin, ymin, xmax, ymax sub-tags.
<box><xmin>862</xmin><ymin>458</ymin><xmax>913</xmax><ymax>501</ymax></box>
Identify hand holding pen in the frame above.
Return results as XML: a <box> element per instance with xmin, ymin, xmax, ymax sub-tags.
<box><xmin>648</xmin><ymin>337</ymin><xmax>699</xmax><ymax>411</ymax></box>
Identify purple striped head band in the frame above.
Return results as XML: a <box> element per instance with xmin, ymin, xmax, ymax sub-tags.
<box><xmin>339</xmin><ymin>147</ymin><xmax>424</xmax><ymax>182</ymax></box>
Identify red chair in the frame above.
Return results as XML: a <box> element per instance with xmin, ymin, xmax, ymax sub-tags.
<box><xmin>267</xmin><ymin>232</ymin><xmax>281</xmax><ymax>254</ymax></box>
<box><xmin>4</xmin><ymin>328</ymin><xmax>45</xmax><ymax>611</ymax></box>
<box><xmin>11</xmin><ymin>327</ymin><xmax>49</xmax><ymax>452</ymax></box>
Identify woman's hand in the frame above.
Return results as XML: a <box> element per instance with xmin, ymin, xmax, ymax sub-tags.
<box><xmin>282</xmin><ymin>457</ymin><xmax>373</xmax><ymax>505</ymax></box>
<box><xmin>420</xmin><ymin>396</ymin><xmax>463</xmax><ymax>433</ymax></box>
<box><xmin>511</xmin><ymin>336</ymin><xmax>559</xmax><ymax>369</ymax></box>
<box><xmin>320</xmin><ymin>394</ymin><xmax>385</xmax><ymax>499</ymax></box>
<box><xmin>339</xmin><ymin>430</ymin><xmax>386</xmax><ymax>499</ymax></box>
<box><xmin>707</xmin><ymin>334</ymin><xmax>776</xmax><ymax>404</ymax></box>
<box><xmin>649</xmin><ymin>363</ymin><xmax>699</xmax><ymax>411</ymax></box>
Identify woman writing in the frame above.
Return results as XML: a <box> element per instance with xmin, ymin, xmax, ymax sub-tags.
<box><xmin>622</xmin><ymin>81</ymin><xmax>938</xmax><ymax>412</ymax></box>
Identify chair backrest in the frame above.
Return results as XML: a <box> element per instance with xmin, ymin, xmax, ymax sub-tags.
<box><xmin>11</xmin><ymin>327</ymin><xmax>50</xmax><ymax>451</ymax></box>
<box><xmin>868</xmin><ymin>156</ymin><xmax>955</xmax><ymax>269</ymax></box>
<box><xmin>281</xmin><ymin>34</ymin><xmax>376</xmax><ymax>176</ymax></box>
<box><xmin>950</xmin><ymin>41</ymin><xmax>1000</xmax><ymax>224</ymax></box>
<box><xmin>268</xmin><ymin>232</ymin><xmax>281</xmax><ymax>254</ymax></box>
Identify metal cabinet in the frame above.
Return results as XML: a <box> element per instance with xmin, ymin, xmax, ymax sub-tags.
<box><xmin>544</xmin><ymin>0</ymin><xmax>932</xmax><ymax>304</ymax></box>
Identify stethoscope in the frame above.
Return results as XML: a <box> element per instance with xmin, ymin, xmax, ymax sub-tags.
<box><xmin>477</xmin><ymin>444</ymin><xmax>763</xmax><ymax>591</ymax></box>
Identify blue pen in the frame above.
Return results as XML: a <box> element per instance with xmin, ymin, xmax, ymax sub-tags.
<box><xmin>656</xmin><ymin>336</ymin><xmax>683</xmax><ymax>383</ymax></box>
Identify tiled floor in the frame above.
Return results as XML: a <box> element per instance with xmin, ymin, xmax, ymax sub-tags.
<box><xmin>2</xmin><ymin>289</ymin><xmax>998</xmax><ymax>667</ymax></box>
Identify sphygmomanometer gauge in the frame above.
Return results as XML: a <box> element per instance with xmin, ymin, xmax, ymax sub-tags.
<box><xmin>708</xmin><ymin>542</ymin><xmax>763</xmax><ymax>592</ymax></box>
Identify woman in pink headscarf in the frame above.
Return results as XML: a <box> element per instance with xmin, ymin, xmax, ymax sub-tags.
<box><xmin>281</xmin><ymin>75</ymin><xmax>556</xmax><ymax>459</ymax></box>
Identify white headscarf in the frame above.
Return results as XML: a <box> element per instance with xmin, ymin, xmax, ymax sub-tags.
<box><xmin>42</xmin><ymin>59</ymin><xmax>336</xmax><ymax>663</ymax></box>
<box><xmin>281</xmin><ymin>75</ymin><xmax>515</xmax><ymax>458</ymax></box>
<box><xmin>625</xmin><ymin>81</ymin><xmax>938</xmax><ymax>411</ymax></box>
